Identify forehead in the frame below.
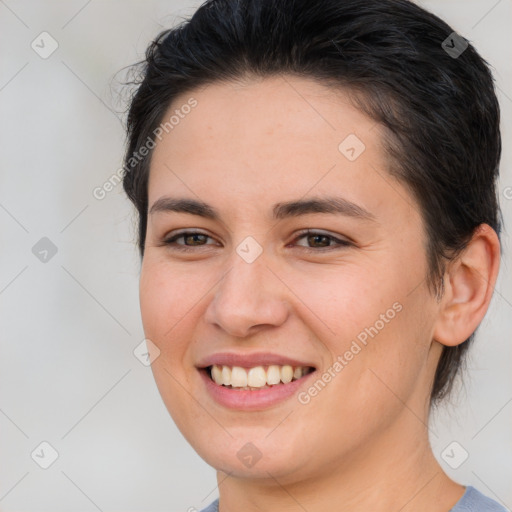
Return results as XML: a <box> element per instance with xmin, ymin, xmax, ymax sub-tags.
<box><xmin>148</xmin><ymin>75</ymin><xmax>417</xmax><ymax>225</ymax></box>
<box><xmin>152</xmin><ymin>75</ymin><xmax>375</xmax><ymax>163</ymax></box>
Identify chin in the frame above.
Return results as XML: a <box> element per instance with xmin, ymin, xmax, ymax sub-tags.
<box><xmin>191</xmin><ymin>434</ymin><xmax>314</xmax><ymax>482</ymax></box>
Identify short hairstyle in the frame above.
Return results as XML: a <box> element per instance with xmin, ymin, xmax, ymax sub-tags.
<box><xmin>121</xmin><ymin>0</ymin><xmax>502</xmax><ymax>404</ymax></box>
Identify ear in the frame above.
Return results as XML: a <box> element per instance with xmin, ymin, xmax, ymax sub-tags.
<box><xmin>433</xmin><ymin>224</ymin><xmax>501</xmax><ymax>347</ymax></box>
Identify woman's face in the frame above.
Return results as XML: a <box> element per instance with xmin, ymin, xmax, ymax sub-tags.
<box><xmin>140</xmin><ymin>75</ymin><xmax>443</xmax><ymax>482</ymax></box>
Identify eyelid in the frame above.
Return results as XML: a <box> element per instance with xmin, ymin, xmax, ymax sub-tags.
<box><xmin>162</xmin><ymin>229</ymin><xmax>218</xmax><ymax>249</ymax></box>
<box><xmin>291</xmin><ymin>228</ymin><xmax>353</xmax><ymax>247</ymax></box>
<box><xmin>294</xmin><ymin>228</ymin><xmax>355</xmax><ymax>244</ymax></box>
<box><xmin>162</xmin><ymin>228</ymin><xmax>353</xmax><ymax>252</ymax></box>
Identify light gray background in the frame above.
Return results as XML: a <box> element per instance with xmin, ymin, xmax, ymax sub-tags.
<box><xmin>0</xmin><ymin>1</ymin><xmax>511</xmax><ymax>511</ymax></box>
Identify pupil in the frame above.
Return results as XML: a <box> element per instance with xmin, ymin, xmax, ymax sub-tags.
<box><xmin>188</xmin><ymin>234</ymin><xmax>205</xmax><ymax>245</ymax></box>
<box><xmin>310</xmin><ymin>235</ymin><xmax>328</xmax><ymax>247</ymax></box>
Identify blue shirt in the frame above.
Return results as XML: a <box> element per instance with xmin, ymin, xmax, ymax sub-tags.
<box><xmin>198</xmin><ymin>486</ymin><xmax>508</xmax><ymax>512</ymax></box>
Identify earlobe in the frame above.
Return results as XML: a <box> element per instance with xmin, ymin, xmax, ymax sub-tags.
<box><xmin>433</xmin><ymin>224</ymin><xmax>500</xmax><ymax>347</ymax></box>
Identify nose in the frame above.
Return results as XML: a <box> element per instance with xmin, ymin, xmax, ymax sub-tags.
<box><xmin>203</xmin><ymin>250</ymin><xmax>290</xmax><ymax>338</ymax></box>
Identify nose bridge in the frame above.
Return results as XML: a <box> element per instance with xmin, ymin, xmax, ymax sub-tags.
<box><xmin>204</xmin><ymin>242</ymin><xmax>289</xmax><ymax>337</ymax></box>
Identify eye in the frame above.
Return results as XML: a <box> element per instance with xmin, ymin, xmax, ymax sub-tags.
<box><xmin>162</xmin><ymin>231</ymin><xmax>218</xmax><ymax>252</ymax></box>
<box><xmin>290</xmin><ymin>229</ymin><xmax>353</xmax><ymax>252</ymax></box>
<box><xmin>161</xmin><ymin>229</ymin><xmax>353</xmax><ymax>253</ymax></box>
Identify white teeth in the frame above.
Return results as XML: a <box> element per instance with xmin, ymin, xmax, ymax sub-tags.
<box><xmin>209</xmin><ymin>364</ymin><xmax>313</xmax><ymax>388</ymax></box>
<box><xmin>247</xmin><ymin>366</ymin><xmax>267</xmax><ymax>387</ymax></box>
<box><xmin>267</xmin><ymin>365</ymin><xmax>281</xmax><ymax>385</ymax></box>
<box><xmin>221</xmin><ymin>365</ymin><xmax>231</xmax><ymax>386</ymax></box>
<box><xmin>280</xmin><ymin>365</ymin><xmax>293</xmax><ymax>383</ymax></box>
<box><xmin>230</xmin><ymin>366</ymin><xmax>247</xmax><ymax>387</ymax></box>
<box><xmin>211</xmin><ymin>365</ymin><xmax>222</xmax><ymax>383</ymax></box>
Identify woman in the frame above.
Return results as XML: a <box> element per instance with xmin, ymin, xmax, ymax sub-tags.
<box><xmin>121</xmin><ymin>0</ymin><xmax>506</xmax><ymax>510</ymax></box>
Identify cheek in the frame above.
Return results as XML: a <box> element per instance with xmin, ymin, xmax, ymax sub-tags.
<box><xmin>138</xmin><ymin>259</ymin><xmax>200</xmax><ymax>421</ymax></box>
<box><xmin>139</xmin><ymin>257</ymin><xmax>207</xmax><ymax>355</ymax></box>
<box><xmin>290</xmin><ymin>261</ymin><xmax>432</xmax><ymax>407</ymax></box>
<box><xmin>287</xmin><ymin>262</ymin><xmax>402</xmax><ymax>348</ymax></box>
<box><xmin>139</xmin><ymin>257</ymin><xmax>204</xmax><ymax>434</ymax></box>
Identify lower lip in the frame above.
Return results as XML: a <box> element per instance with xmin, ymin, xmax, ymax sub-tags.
<box><xmin>198</xmin><ymin>368</ymin><xmax>316</xmax><ymax>411</ymax></box>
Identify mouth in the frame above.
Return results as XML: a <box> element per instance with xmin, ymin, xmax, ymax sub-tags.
<box><xmin>196</xmin><ymin>352</ymin><xmax>318</xmax><ymax>410</ymax></box>
<box><xmin>202</xmin><ymin>364</ymin><xmax>316</xmax><ymax>390</ymax></box>
<box><xmin>198</xmin><ymin>364</ymin><xmax>317</xmax><ymax>410</ymax></box>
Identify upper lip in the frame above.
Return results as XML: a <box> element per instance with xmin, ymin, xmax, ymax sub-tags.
<box><xmin>196</xmin><ymin>352</ymin><xmax>317</xmax><ymax>369</ymax></box>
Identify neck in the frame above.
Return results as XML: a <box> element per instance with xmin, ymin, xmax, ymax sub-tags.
<box><xmin>215</xmin><ymin>409</ymin><xmax>464</xmax><ymax>512</ymax></box>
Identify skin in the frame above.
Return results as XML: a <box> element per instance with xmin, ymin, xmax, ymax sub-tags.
<box><xmin>139</xmin><ymin>75</ymin><xmax>500</xmax><ymax>512</ymax></box>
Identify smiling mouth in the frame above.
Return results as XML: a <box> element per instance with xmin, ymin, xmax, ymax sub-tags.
<box><xmin>204</xmin><ymin>364</ymin><xmax>316</xmax><ymax>390</ymax></box>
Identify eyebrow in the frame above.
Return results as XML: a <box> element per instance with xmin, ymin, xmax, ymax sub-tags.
<box><xmin>149</xmin><ymin>196</ymin><xmax>377</xmax><ymax>222</ymax></box>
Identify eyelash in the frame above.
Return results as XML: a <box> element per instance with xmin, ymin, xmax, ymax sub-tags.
<box><xmin>161</xmin><ymin>229</ymin><xmax>352</xmax><ymax>253</ymax></box>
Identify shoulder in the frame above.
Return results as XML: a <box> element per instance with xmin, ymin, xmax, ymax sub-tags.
<box><xmin>451</xmin><ymin>486</ymin><xmax>508</xmax><ymax>512</ymax></box>
<box><xmin>198</xmin><ymin>498</ymin><xmax>219</xmax><ymax>512</ymax></box>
